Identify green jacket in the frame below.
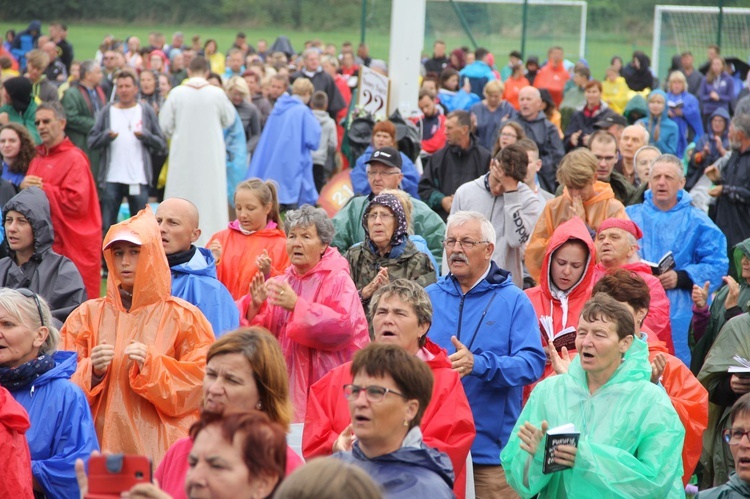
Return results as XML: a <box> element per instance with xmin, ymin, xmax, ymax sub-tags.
<box><xmin>501</xmin><ymin>338</ymin><xmax>685</xmax><ymax>498</ymax></box>
<box><xmin>0</xmin><ymin>102</ymin><xmax>41</xmax><ymax>144</ymax></box>
<box><xmin>345</xmin><ymin>239</ymin><xmax>437</xmax><ymax>294</ymax></box>
<box><xmin>60</xmin><ymin>84</ymin><xmax>103</xmax><ymax>178</ymax></box>
<box><xmin>332</xmin><ymin>194</ymin><xmax>445</xmax><ymax>269</ymax></box>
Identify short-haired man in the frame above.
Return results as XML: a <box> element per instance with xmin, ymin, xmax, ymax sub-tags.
<box><xmin>159</xmin><ymin>56</ymin><xmax>236</xmax><ymax>246</ymax></box>
<box><xmin>224</xmin><ymin>48</ymin><xmax>245</xmax><ymax>81</ymax></box>
<box><xmin>291</xmin><ymin>49</ymin><xmax>346</xmax><ymax>119</ymax></box>
<box><xmin>593</xmin><ymin>113</ymin><xmax>627</xmax><ymax>142</ymax></box>
<box><xmin>88</xmin><ymin>70</ymin><xmax>167</xmax><ymax>236</ymax></box>
<box><xmin>155</xmin><ymin>198</ymin><xmax>239</xmax><ymax>337</ymax></box>
<box><xmin>627</xmin><ymin>154</ymin><xmax>728</xmax><ymax>365</ymax></box>
<box><xmin>41</xmin><ymin>41</ymin><xmax>67</xmax><ymax>86</ymax></box>
<box><xmin>332</xmin><ymin>146</ymin><xmax>445</xmax><ymax>268</ymax></box>
<box><xmin>25</xmin><ymin>49</ymin><xmax>58</xmax><ymax>103</ymax></box>
<box><xmin>26</xmin><ymin>102</ymin><xmax>102</xmax><ymax>299</ymax></box>
<box><xmin>61</xmin><ymin>59</ymin><xmax>104</xmax><ymax>176</ymax></box>
<box><xmin>415</xmin><ymin>90</ymin><xmax>447</xmax><ymax>154</ymax></box>
<box><xmin>426</xmin><ymin>211</ymin><xmax>545</xmax><ymax>498</ymax></box>
<box><xmin>706</xmin><ymin>114</ymin><xmax>750</xmax><ymax>254</ymax></box>
<box><xmin>511</xmin><ymin>86</ymin><xmax>565</xmax><ymax>193</ymax></box>
<box><xmin>525</xmin><ymin>148</ymin><xmax>628</xmax><ymax>283</ymax></box>
<box><xmin>680</xmin><ymin>51</ymin><xmax>704</xmax><ymax>97</ymax></box>
<box><xmin>593</xmin><ymin>218</ymin><xmax>673</xmax><ymax>351</ymax></box>
<box><xmin>419</xmin><ymin>110</ymin><xmax>492</xmax><ymax>220</ymax></box>
<box><xmin>451</xmin><ymin>144</ymin><xmax>542</xmax><ymax>288</ymax></box>
<box><xmin>423</xmin><ymin>40</ymin><xmax>448</xmax><ymax>75</ymax></box>
<box><xmin>517</xmin><ymin>138</ymin><xmax>553</xmax><ymax>205</ymax></box>
<box><xmin>533</xmin><ymin>46</ymin><xmax>570</xmax><ymax>107</ymax></box>
<box><xmin>618</xmin><ymin>124</ymin><xmax>649</xmax><ymax>186</ymax></box>
<box><xmin>588</xmin><ymin>130</ymin><xmax>635</xmax><ymax>204</ymax></box>
<box><xmin>267</xmin><ymin>74</ymin><xmax>289</xmax><ymax>107</ymax></box>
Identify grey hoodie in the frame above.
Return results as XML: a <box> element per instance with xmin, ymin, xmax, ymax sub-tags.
<box><xmin>311</xmin><ymin>109</ymin><xmax>337</xmax><ymax>170</ymax></box>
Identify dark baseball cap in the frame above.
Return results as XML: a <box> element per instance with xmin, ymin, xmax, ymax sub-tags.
<box><xmin>594</xmin><ymin>113</ymin><xmax>628</xmax><ymax>129</ymax></box>
<box><xmin>365</xmin><ymin>147</ymin><xmax>402</xmax><ymax>170</ymax></box>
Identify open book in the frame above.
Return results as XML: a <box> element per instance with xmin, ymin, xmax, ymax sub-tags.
<box><xmin>729</xmin><ymin>355</ymin><xmax>750</xmax><ymax>375</ymax></box>
<box><xmin>641</xmin><ymin>251</ymin><xmax>676</xmax><ymax>276</ymax></box>
<box><xmin>540</xmin><ymin>316</ymin><xmax>577</xmax><ymax>352</ymax></box>
<box><xmin>543</xmin><ymin>423</ymin><xmax>580</xmax><ymax>474</ymax></box>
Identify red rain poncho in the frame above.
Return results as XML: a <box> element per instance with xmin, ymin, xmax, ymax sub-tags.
<box><xmin>0</xmin><ymin>386</ymin><xmax>33</xmax><ymax>499</ymax></box>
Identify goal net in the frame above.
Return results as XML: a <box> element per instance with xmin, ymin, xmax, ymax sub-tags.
<box><xmin>424</xmin><ymin>0</ymin><xmax>587</xmax><ymax>62</ymax></box>
<box><xmin>653</xmin><ymin>5</ymin><xmax>750</xmax><ymax>80</ymax></box>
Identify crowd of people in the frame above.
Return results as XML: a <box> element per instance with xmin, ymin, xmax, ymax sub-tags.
<box><xmin>1</xmin><ymin>18</ymin><xmax>750</xmax><ymax>499</ymax></box>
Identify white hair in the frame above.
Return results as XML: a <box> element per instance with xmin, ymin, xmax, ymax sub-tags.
<box><xmin>0</xmin><ymin>288</ymin><xmax>58</xmax><ymax>356</ymax></box>
<box><xmin>649</xmin><ymin>153</ymin><xmax>685</xmax><ymax>179</ymax></box>
<box><xmin>446</xmin><ymin>211</ymin><xmax>496</xmax><ymax>244</ymax></box>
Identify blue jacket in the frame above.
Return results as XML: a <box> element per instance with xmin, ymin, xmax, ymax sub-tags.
<box><xmin>246</xmin><ymin>94</ymin><xmax>321</xmax><ymax>205</ymax></box>
<box><xmin>426</xmin><ymin>262</ymin><xmax>545</xmax><ymax>465</ymax></box>
<box><xmin>171</xmin><ymin>247</ymin><xmax>239</xmax><ymax>337</ymax></box>
<box><xmin>8</xmin><ymin>350</ymin><xmax>99</xmax><ymax>499</ymax></box>
<box><xmin>699</xmin><ymin>73</ymin><xmax>735</xmax><ymax>117</ymax></box>
<box><xmin>334</xmin><ymin>428</ymin><xmax>455</xmax><ymax>498</ymax></box>
<box><xmin>637</xmin><ymin>89</ymin><xmax>680</xmax><ymax>156</ymax></box>
<box><xmin>459</xmin><ymin>61</ymin><xmax>497</xmax><ymax>97</ymax></box>
<box><xmin>225</xmin><ymin>111</ymin><xmax>249</xmax><ymax>202</ymax></box>
<box><xmin>626</xmin><ymin>190</ymin><xmax>728</xmax><ymax>365</ymax></box>
<box><xmin>437</xmin><ymin>89</ymin><xmax>480</xmax><ymax>113</ymax></box>
<box><xmin>666</xmin><ymin>90</ymin><xmax>704</xmax><ymax>159</ymax></box>
<box><xmin>351</xmin><ymin>145</ymin><xmax>420</xmax><ymax>198</ymax></box>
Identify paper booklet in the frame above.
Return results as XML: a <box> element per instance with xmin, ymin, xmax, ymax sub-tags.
<box><xmin>543</xmin><ymin>423</ymin><xmax>581</xmax><ymax>474</ymax></box>
<box><xmin>641</xmin><ymin>251</ymin><xmax>676</xmax><ymax>276</ymax></box>
<box><xmin>729</xmin><ymin>355</ymin><xmax>750</xmax><ymax>374</ymax></box>
<box><xmin>540</xmin><ymin>316</ymin><xmax>577</xmax><ymax>352</ymax></box>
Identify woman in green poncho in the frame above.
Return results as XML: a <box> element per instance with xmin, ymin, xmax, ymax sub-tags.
<box><xmin>501</xmin><ymin>294</ymin><xmax>685</xmax><ymax>498</ymax></box>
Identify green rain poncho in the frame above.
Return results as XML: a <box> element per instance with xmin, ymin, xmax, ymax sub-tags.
<box><xmin>501</xmin><ymin>338</ymin><xmax>685</xmax><ymax>498</ymax></box>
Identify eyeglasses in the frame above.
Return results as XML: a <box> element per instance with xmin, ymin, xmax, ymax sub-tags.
<box><xmin>594</xmin><ymin>154</ymin><xmax>617</xmax><ymax>163</ymax></box>
<box><xmin>499</xmin><ymin>132</ymin><xmax>518</xmax><ymax>138</ymax></box>
<box><xmin>343</xmin><ymin>384</ymin><xmax>407</xmax><ymax>403</ymax></box>
<box><xmin>364</xmin><ymin>212</ymin><xmax>395</xmax><ymax>221</ymax></box>
<box><xmin>366</xmin><ymin>170</ymin><xmax>400</xmax><ymax>178</ymax></box>
<box><xmin>17</xmin><ymin>288</ymin><xmax>45</xmax><ymax>328</ymax></box>
<box><xmin>723</xmin><ymin>429</ymin><xmax>750</xmax><ymax>446</ymax></box>
<box><xmin>442</xmin><ymin>238</ymin><xmax>490</xmax><ymax>249</ymax></box>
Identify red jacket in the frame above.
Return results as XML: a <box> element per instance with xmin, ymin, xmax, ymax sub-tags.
<box><xmin>524</xmin><ymin>218</ymin><xmax>596</xmax><ymax>401</ymax></box>
<box><xmin>644</xmin><ymin>330</ymin><xmax>708</xmax><ymax>486</ymax></box>
<box><xmin>27</xmin><ymin>137</ymin><xmax>102</xmax><ymax>299</ymax></box>
<box><xmin>593</xmin><ymin>262</ymin><xmax>675</xmax><ymax>355</ymax></box>
<box><xmin>411</xmin><ymin>113</ymin><xmax>447</xmax><ymax>154</ymax></box>
<box><xmin>0</xmin><ymin>386</ymin><xmax>33</xmax><ymax>499</ymax></box>
<box><xmin>302</xmin><ymin>339</ymin><xmax>476</xmax><ymax>499</ymax></box>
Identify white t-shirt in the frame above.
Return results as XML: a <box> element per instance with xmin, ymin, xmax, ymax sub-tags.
<box><xmin>106</xmin><ymin>104</ymin><xmax>148</xmax><ymax>186</ymax></box>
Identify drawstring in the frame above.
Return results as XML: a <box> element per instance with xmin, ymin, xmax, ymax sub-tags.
<box><xmin>29</xmin><ymin>385</ymin><xmax>35</xmax><ymax>397</ymax></box>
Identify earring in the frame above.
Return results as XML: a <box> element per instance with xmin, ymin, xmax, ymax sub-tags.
<box><xmin>256</xmin><ymin>401</ymin><xmax>262</xmax><ymax>410</ymax></box>
<box><xmin>403</xmin><ymin>419</ymin><xmax>409</xmax><ymax>427</ymax></box>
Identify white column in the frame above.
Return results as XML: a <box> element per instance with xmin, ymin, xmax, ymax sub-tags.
<box><xmin>388</xmin><ymin>0</ymin><xmax>426</xmax><ymax>117</ymax></box>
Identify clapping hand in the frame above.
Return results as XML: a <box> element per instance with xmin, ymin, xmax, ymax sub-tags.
<box><xmin>691</xmin><ymin>281</ymin><xmax>710</xmax><ymax>308</ymax></box>
<box><xmin>124</xmin><ymin>341</ymin><xmax>148</xmax><ymax>371</ymax></box>
<box><xmin>518</xmin><ymin>420</ymin><xmax>549</xmax><ymax>456</ymax></box>
<box><xmin>267</xmin><ymin>280</ymin><xmax>297</xmax><ymax>311</ymax></box>
<box><xmin>651</xmin><ymin>353</ymin><xmax>667</xmax><ymax>384</ymax></box>
<box><xmin>256</xmin><ymin>249</ymin><xmax>272</xmax><ymax>278</ymax></box>
<box><xmin>361</xmin><ymin>267</ymin><xmax>389</xmax><ymax>300</ymax></box>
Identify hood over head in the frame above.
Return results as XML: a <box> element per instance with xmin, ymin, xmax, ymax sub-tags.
<box><xmin>270</xmin><ymin>36</ymin><xmax>295</xmax><ymax>58</ymax></box>
<box><xmin>362</xmin><ymin>193</ymin><xmax>408</xmax><ymax>247</ymax></box>
<box><xmin>539</xmin><ymin>217</ymin><xmax>596</xmax><ymax>301</ymax></box>
<box><xmin>647</xmin><ymin>88</ymin><xmax>669</xmax><ymax>119</ymax></box>
<box><xmin>3</xmin><ymin>187</ymin><xmax>54</xmax><ymax>256</ymax></box>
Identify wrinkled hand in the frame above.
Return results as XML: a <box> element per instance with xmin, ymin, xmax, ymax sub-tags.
<box><xmin>651</xmin><ymin>353</ymin><xmax>667</xmax><ymax>384</ymax></box>
<box><xmin>208</xmin><ymin>240</ymin><xmax>222</xmax><ymax>262</ymax></box>
<box><xmin>704</xmin><ymin>164</ymin><xmax>722</xmax><ymax>183</ymax></box>
<box><xmin>658</xmin><ymin>270</ymin><xmax>678</xmax><ymax>290</ymax></box>
<box><xmin>441</xmin><ymin>195</ymin><xmax>454</xmax><ymax>213</ymax></box>
<box><xmin>267</xmin><ymin>280</ymin><xmax>297</xmax><ymax>311</ymax></box>
<box><xmin>20</xmin><ymin>175</ymin><xmax>43</xmax><ymax>190</ymax></box>
<box><xmin>124</xmin><ymin>481</ymin><xmax>169</xmax><ymax>499</ymax></box>
<box><xmin>724</xmin><ymin>275</ymin><xmax>740</xmax><ymax>309</ymax></box>
<box><xmin>249</xmin><ymin>272</ymin><xmax>267</xmax><ymax>309</ymax></box>
<box><xmin>449</xmin><ymin>336</ymin><xmax>474</xmax><ymax>378</ymax></box>
<box><xmin>548</xmin><ymin>345</ymin><xmax>571</xmax><ymax>375</ymax></box>
<box><xmin>551</xmin><ymin>444</ymin><xmax>577</xmax><ymax>468</ymax></box>
<box><xmin>256</xmin><ymin>249</ymin><xmax>272</xmax><ymax>278</ymax></box>
<box><xmin>332</xmin><ymin>424</ymin><xmax>356</xmax><ymax>453</ymax></box>
<box><xmin>361</xmin><ymin>267</ymin><xmax>389</xmax><ymax>300</ymax></box>
<box><xmin>692</xmin><ymin>281</ymin><xmax>711</xmax><ymax>308</ymax></box>
<box><xmin>731</xmin><ymin>375</ymin><xmax>750</xmax><ymax>395</ymax></box>
<box><xmin>91</xmin><ymin>342</ymin><xmax>115</xmax><ymax>377</ymax></box>
<box><xmin>518</xmin><ymin>420</ymin><xmax>549</xmax><ymax>456</ymax></box>
<box><xmin>124</xmin><ymin>341</ymin><xmax>148</xmax><ymax>371</ymax></box>
<box><xmin>708</xmin><ymin>185</ymin><xmax>723</xmax><ymax>197</ymax></box>
<box><xmin>569</xmin><ymin>195</ymin><xmax>585</xmax><ymax>220</ymax></box>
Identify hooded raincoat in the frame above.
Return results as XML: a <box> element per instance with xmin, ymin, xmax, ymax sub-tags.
<box><xmin>0</xmin><ymin>385</ymin><xmax>33</xmax><ymax>499</ymax></box>
<box><xmin>626</xmin><ymin>189</ymin><xmax>728</xmax><ymax>365</ymax></box>
<box><xmin>238</xmin><ymin>247</ymin><xmax>370</xmax><ymax>422</ymax></box>
<box><xmin>696</xmin><ymin>473</ymin><xmax>750</xmax><ymax>499</ymax></box>
<box><xmin>246</xmin><ymin>94</ymin><xmax>321</xmax><ymax>206</ymax></box>
<box><xmin>426</xmin><ymin>262</ymin><xmax>546</xmax><ymax>465</ymax></box>
<box><xmin>61</xmin><ymin>207</ymin><xmax>214</xmax><ymax>465</ymax></box>
<box><xmin>0</xmin><ymin>187</ymin><xmax>87</xmax><ymax>325</ymax></box>
<box><xmin>334</xmin><ymin>427</ymin><xmax>455</xmax><ymax>499</ymax></box>
<box><xmin>501</xmin><ymin>339</ymin><xmax>686</xmax><ymax>498</ymax></box>
<box><xmin>525</xmin><ymin>181</ymin><xmax>628</xmax><ymax>284</ymax></box>
<box><xmin>637</xmin><ymin>89</ymin><xmax>680</xmax><ymax>156</ymax></box>
<box><xmin>208</xmin><ymin>220</ymin><xmax>290</xmax><ymax>300</ymax></box>
<box><xmin>303</xmin><ymin>339</ymin><xmax>475</xmax><ymax>498</ymax></box>
<box><xmin>666</xmin><ymin>88</ymin><xmax>704</xmax><ymax>159</ymax></box>
<box><xmin>687</xmin><ymin>108</ymin><xmax>730</xmax><ymax>191</ymax></box>
<box><xmin>27</xmin><ymin>137</ymin><xmax>102</xmax><ymax>300</ymax></box>
<box><xmin>525</xmin><ymin>218</ymin><xmax>595</xmax><ymax>390</ymax></box>
<box><xmin>170</xmin><ymin>246</ymin><xmax>239</xmax><ymax>337</ymax></box>
<box><xmin>5</xmin><ymin>351</ymin><xmax>99</xmax><ymax>499</ymax></box>
<box><xmin>350</xmin><ymin>145</ymin><xmax>420</xmax><ymax>198</ymax></box>
<box><xmin>698</xmin><ymin>314</ymin><xmax>750</xmax><ymax>488</ymax></box>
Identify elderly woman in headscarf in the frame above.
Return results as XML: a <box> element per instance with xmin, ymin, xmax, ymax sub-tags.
<box><xmin>344</xmin><ymin>193</ymin><xmax>437</xmax><ymax>311</ymax></box>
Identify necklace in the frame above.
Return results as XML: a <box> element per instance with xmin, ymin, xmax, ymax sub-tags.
<box><xmin>118</xmin><ymin>103</ymin><xmax>138</xmax><ymax>131</ymax></box>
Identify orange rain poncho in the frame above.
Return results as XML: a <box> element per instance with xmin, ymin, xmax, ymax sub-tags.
<box><xmin>208</xmin><ymin>221</ymin><xmax>291</xmax><ymax>300</ymax></box>
<box><xmin>525</xmin><ymin>181</ymin><xmax>628</xmax><ymax>283</ymax></box>
<box><xmin>61</xmin><ymin>207</ymin><xmax>214</xmax><ymax>465</ymax></box>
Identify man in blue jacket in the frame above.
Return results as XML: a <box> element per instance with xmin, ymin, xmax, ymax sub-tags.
<box><xmin>426</xmin><ymin>210</ymin><xmax>545</xmax><ymax>498</ymax></box>
<box><xmin>155</xmin><ymin>198</ymin><xmax>239</xmax><ymax>337</ymax></box>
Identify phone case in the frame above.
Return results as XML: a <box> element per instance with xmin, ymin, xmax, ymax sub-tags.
<box><xmin>85</xmin><ymin>454</ymin><xmax>152</xmax><ymax>499</ymax></box>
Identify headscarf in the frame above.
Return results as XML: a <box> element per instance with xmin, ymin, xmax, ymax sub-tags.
<box><xmin>2</xmin><ymin>77</ymin><xmax>32</xmax><ymax>114</ymax></box>
<box><xmin>362</xmin><ymin>193</ymin><xmax>408</xmax><ymax>249</ymax></box>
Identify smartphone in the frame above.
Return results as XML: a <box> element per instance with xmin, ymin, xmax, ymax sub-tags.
<box><xmin>85</xmin><ymin>454</ymin><xmax>152</xmax><ymax>499</ymax></box>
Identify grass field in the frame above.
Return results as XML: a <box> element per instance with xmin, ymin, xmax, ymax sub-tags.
<box><xmin>0</xmin><ymin>21</ymin><xmax>652</xmax><ymax>79</ymax></box>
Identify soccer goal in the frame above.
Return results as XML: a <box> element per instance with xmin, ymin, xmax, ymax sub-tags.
<box><xmin>425</xmin><ymin>0</ymin><xmax>588</xmax><ymax>61</ymax></box>
<box><xmin>653</xmin><ymin>5</ymin><xmax>750</xmax><ymax>80</ymax></box>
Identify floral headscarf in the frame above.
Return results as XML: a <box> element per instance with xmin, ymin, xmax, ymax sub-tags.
<box><xmin>362</xmin><ymin>193</ymin><xmax>408</xmax><ymax>248</ymax></box>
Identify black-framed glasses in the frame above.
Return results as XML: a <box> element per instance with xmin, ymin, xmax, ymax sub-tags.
<box><xmin>723</xmin><ymin>428</ymin><xmax>750</xmax><ymax>446</ymax></box>
<box><xmin>17</xmin><ymin>288</ymin><xmax>44</xmax><ymax>328</ymax></box>
<box><xmin>343</xmin><ymin>384</ymin><xmax>407</xmax><ymax>403</ymax></box>
<box><xmin>594</xmin><ymin>154</ymin><xmax>617</xmax><ymax>163</ymax></box>
<box><xmin>442</xmin><ymin>238</ymin><xmax>490</xmax><ymax>250</ymax></box>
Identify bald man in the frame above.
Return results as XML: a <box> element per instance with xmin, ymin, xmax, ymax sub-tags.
<box><xmin>155</xmin><ymin>198</ymin><xmax>239</xmax><ymax>337</ymax></box>
<box><xmin>618</xmin><ymin>125</ymin><xmax>649</xmax><ymax>186</ymax></box>
<box><xmin>511</xmin><ymin>86</ymin><xmax>565</xmax><ymax>193</ymax></box>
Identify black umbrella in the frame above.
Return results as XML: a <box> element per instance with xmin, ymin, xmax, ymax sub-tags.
<box><xmin>699</xmin><ymin>56</ymin><xmax>750</xmax><ymax>81</ymax></box>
